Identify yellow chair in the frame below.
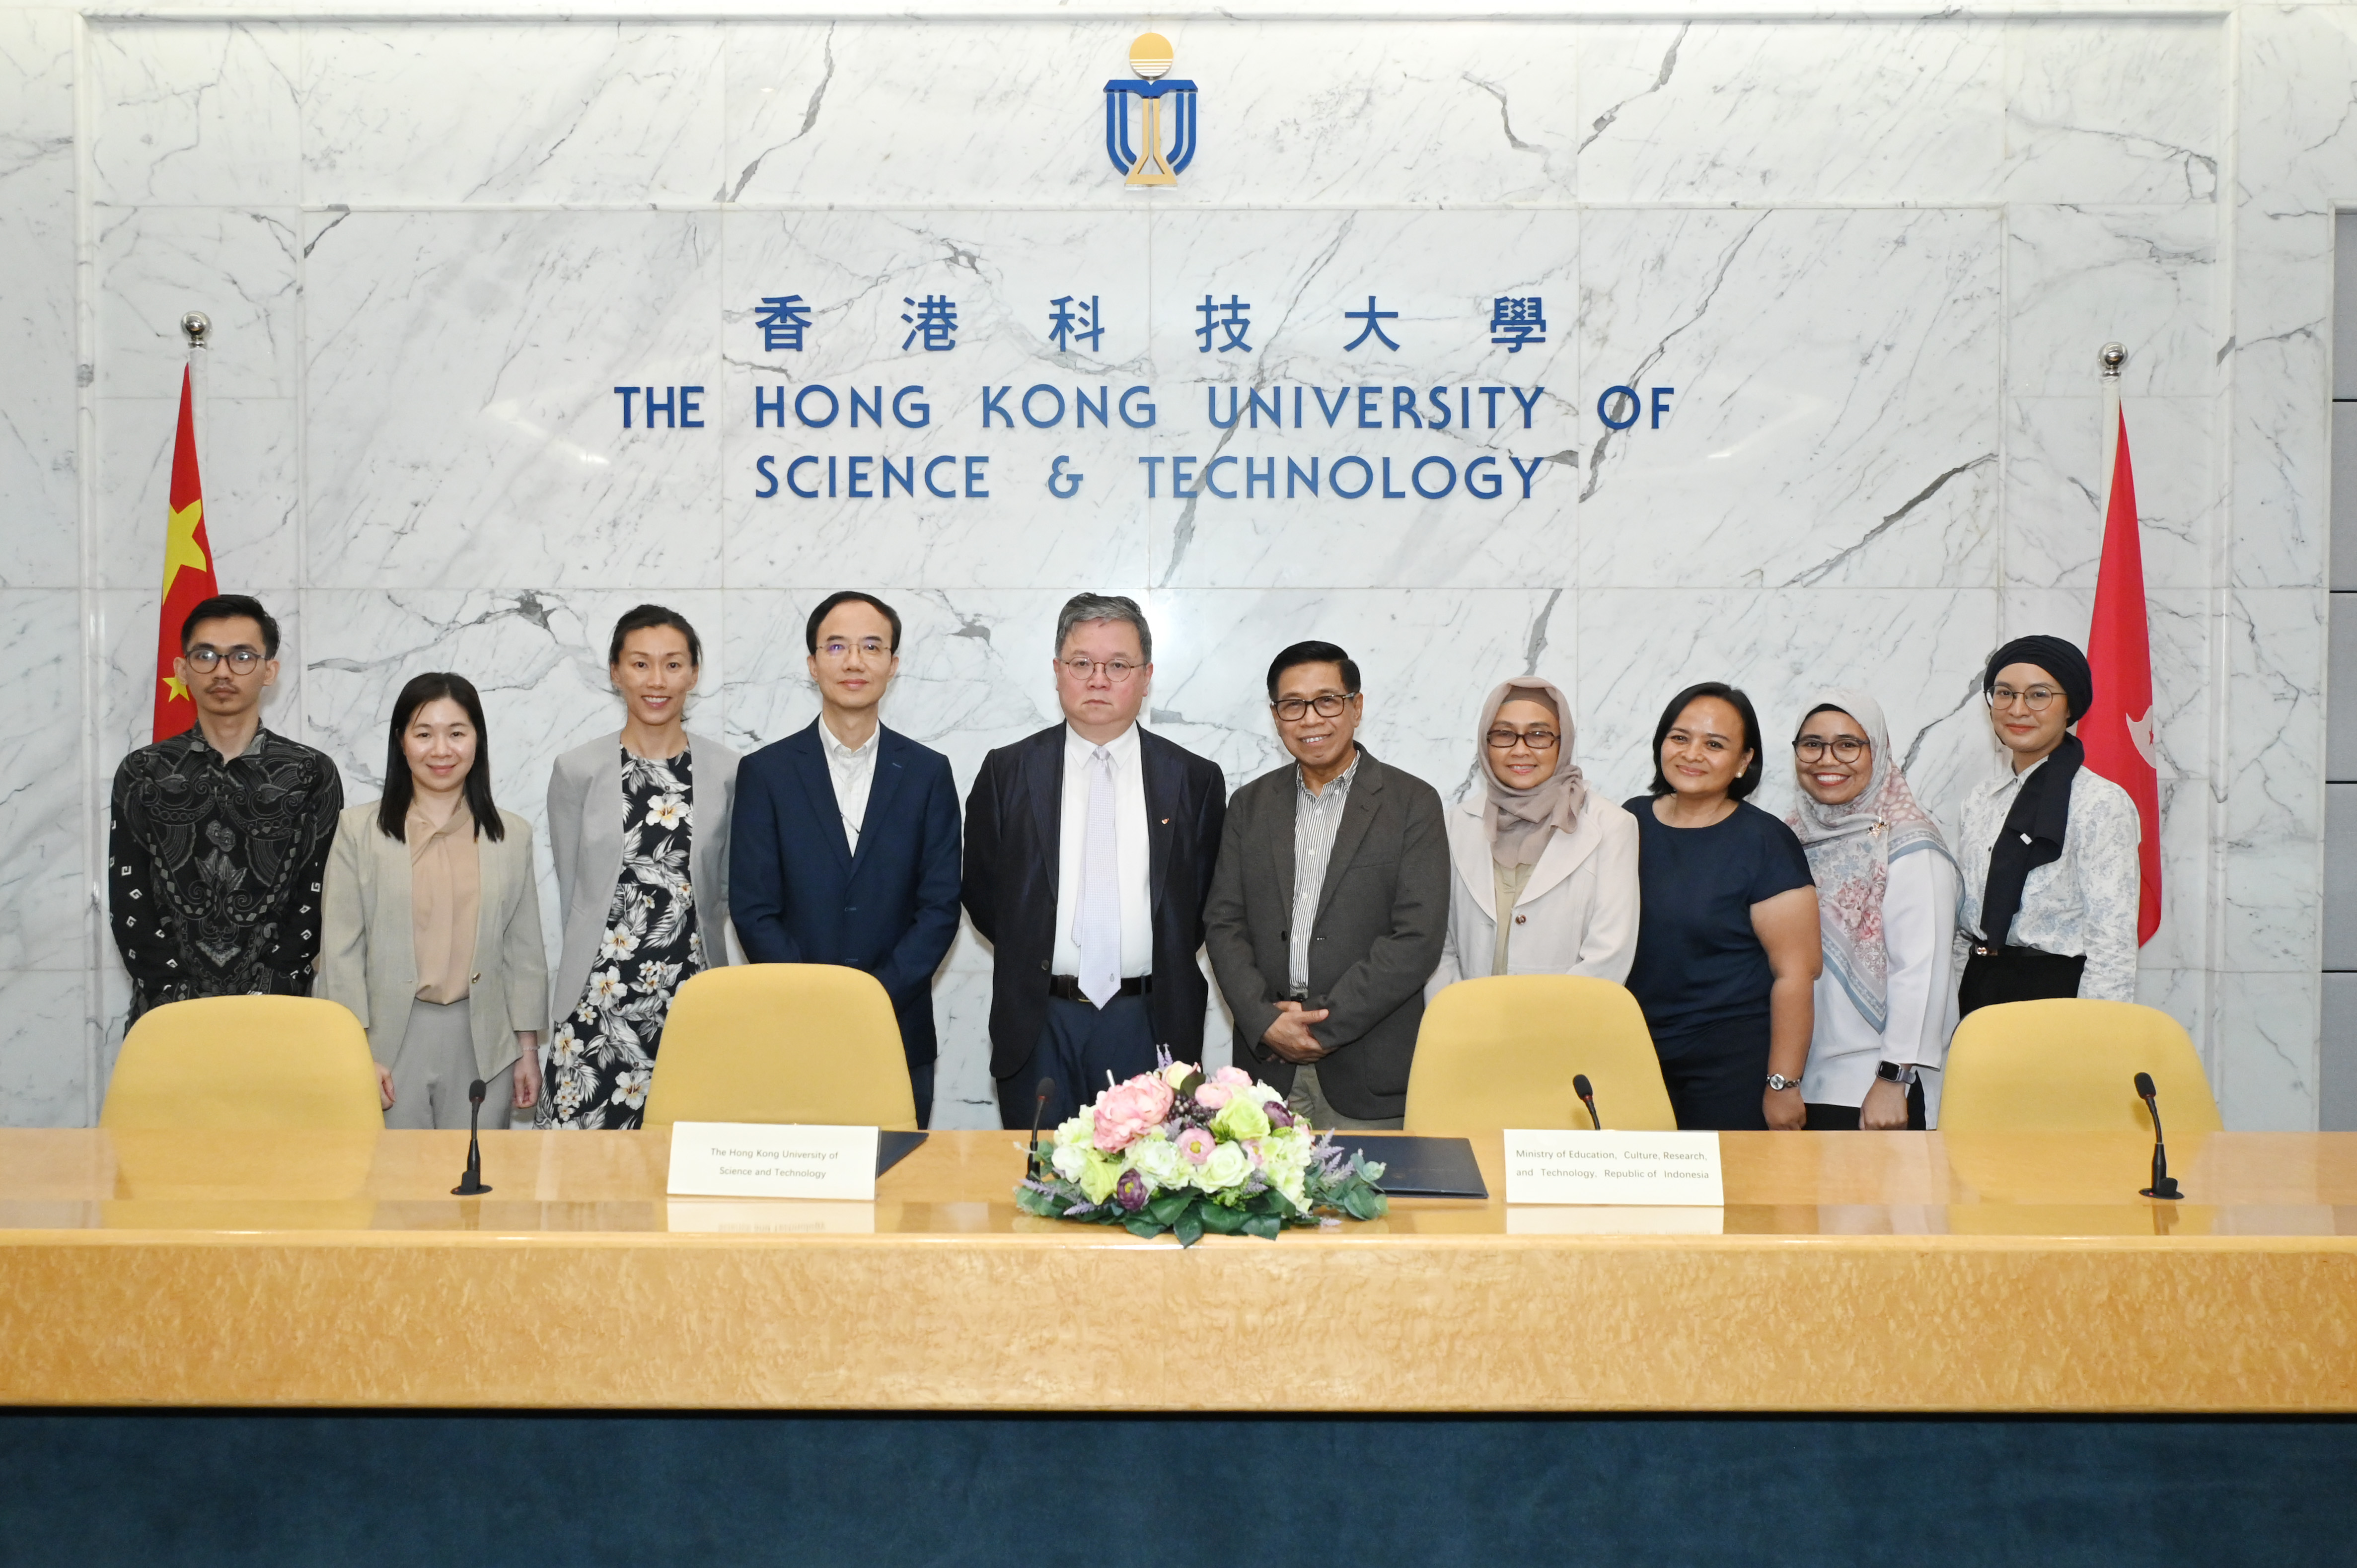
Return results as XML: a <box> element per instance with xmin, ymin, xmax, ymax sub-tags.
<box><xmin>642</xmin><ymin>965</ymin><xmax>918</xmax><ymax>1131</ymax></box>
<box><xmin>1940</xmin><ymin>999</ymin><xmax>2222</xmax><ymax>1134</ymax></box>
<box><xmin>100</xmin><ymin>996</ymin><xmax>384</xmax><ymax>1130</ymax></box>
<box><xmin>1403</xmin><ymin>975</ymin><xmax>1677</xmax><ymax>1135</ymax></box>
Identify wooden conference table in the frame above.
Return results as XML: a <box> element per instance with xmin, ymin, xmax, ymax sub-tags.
<box><xmin>0</xmin><ymin>1127</ymin><xmax>2351</xmax><ymax>1412</ymax></box>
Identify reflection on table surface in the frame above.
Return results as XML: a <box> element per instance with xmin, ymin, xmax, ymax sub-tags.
<box><xmin>1</xmin><ymin>1128</ymin><xmax>2353</xmax><ymax>1241</ymax></box>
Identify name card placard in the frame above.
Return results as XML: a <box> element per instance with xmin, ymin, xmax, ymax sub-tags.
<box><xmin>666</xmin><ymin>1122</ymin><xmax>879</xmax><ymax>1201</ymax></box>
<box><xmin>1503</xmin><ymin>1130</ymin><xmax>1725</xmax><ymax>1207</ymax></box>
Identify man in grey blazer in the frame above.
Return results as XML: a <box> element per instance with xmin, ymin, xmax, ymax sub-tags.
<box><xmin>1204</xmin><ymin>641</ymin><xmax>1449</xmax><ymax>1130</ymax></box>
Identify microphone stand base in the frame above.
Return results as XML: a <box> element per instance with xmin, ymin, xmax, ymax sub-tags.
<box><xmin>2140</xmin><ymin>1182</ymin><xmax>2184</xmax><ymax>1201</ymax></box>
<box><xmin>451</xmin><ymin>1180</ymin><xmax>492</xmax><ymax>1196</ymax></box>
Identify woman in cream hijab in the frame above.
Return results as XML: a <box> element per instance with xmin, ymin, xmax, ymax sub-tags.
<box><xmin>1785</xmin><ymin>690</ymin><xmax>1960</xmax><ymax>1128</ymax></box>
<box><xmin>1426</xmin><ymin>677</ymin><xmax>1641</xmax><ymax>998</ymax></box>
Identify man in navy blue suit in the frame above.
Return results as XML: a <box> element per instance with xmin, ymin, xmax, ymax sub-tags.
<box><xmin>962</xmin><ymin>593</ymin><xmax>1228</xmax><ymax>1130</ymax></box>
<box><xmin>731</xmin><ymin>592</ymin><xmax>962</xmax><ymax>1125</ymax></box>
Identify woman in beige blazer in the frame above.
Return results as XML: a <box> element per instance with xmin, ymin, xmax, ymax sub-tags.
<box><xmin>1427</xmin><ymin>677</ymin><xmax>1641</xmax><ymax>996</ymax></box>
<box><xmin>540</xmin><ymin>604</ymin><xmax>739</xmax><ymax>1130</ymax></box>
<box><xmin>319</xmin><ymin>672</ymin><xmax>548</xmax><ymax>1130</ymax></box>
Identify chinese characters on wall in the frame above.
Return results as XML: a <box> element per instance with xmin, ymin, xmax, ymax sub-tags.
<box><xmin>611</xmin><ymin>289</ymin><xmax>1675</xmax><ymax>504</ymax></box>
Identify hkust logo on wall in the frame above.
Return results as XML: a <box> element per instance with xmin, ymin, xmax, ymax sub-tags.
<box><xmin>609</xmin><ymin>30</ymin><xmax>1684</xmax><ymax>507</ymax></box>
<box><xmin>1105</xmin><ymin>32</ymin><xmax>1196</xmax><ymax>186</ymax></box>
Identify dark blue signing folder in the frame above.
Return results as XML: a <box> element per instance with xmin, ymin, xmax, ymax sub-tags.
<box><xmin>1334</xmin><ymin>1134</ymin><xmax>1487</xmax><ymax>1199</ymax></box>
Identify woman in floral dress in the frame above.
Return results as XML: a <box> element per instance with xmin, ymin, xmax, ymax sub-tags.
<box><xmin>540</xmin><ymin>605</ymin><xmax>741</xmax><ymax>1130</ymax></box>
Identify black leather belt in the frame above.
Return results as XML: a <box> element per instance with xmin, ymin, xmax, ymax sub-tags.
<box><xmin>1048</xmin><ymin>974</ymin><xmax>1152</xmax><ymax>1002</ymax></box>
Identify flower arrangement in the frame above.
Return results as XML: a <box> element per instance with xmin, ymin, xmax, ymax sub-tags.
<box><xmin>1015</xmin><ymin>1055</ymin><xmax>1388</xmax><ymax>1246</ymax></box>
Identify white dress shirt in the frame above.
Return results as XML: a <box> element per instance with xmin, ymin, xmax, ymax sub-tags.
<box><xmin>1955</xmin><ymin>755</ymin><xmax>2142</xmax><ymax>1002</ymax></box>
<box><xmin>1052</xmin><ymin>722</ymin><xmax>1153</xmax><ymax>979</ymax></box>
<box><xmin>820</xmin><ymin>718</ymin><xmax>881</xmax><ymax>855</ymax></box>
<box><xmin>1288</xmin><ymin>753</ymin><xmax>1361</xmax><ymax>995</ymax></box>
<box><xmin>1800</xmin><ymin>849</ymin><xmax>1961</xmax><ymax>1122</ymax></box>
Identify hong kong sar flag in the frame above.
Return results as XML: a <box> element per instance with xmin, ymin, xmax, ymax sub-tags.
<box><xmin>2082</xmin><ymin>407</ymin><xmax>2163</xmax><ymax>944</ymax></box>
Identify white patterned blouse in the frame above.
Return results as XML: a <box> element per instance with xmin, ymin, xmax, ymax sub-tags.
<box><xmin>1954</xmin><ymin>756</ymin><xmax>2143</xmax><ymax>1003</ymax></box>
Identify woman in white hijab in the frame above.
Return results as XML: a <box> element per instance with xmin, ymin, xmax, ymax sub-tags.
<box><xmin>1785</xmin><ymin>690</ymin><xmax>1960</xmax><ymax>1129</ymax></box>
<box><xmin>1427</xmin><ymin>677</ymin><xmax>1640</xmax><ymax>998</ymax></box>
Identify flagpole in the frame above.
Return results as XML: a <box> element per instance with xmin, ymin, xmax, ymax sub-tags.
<box><xmin>180</xmin><ymin>311</ymin><xmax>210</xmax><ymax>497</ymax></box>
<box><xmin>2099</xmin><ymin>341</ymin><xmax>2125</xmax><ymax>510</ymax></box>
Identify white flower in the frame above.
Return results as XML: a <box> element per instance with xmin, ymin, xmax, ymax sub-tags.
<box><xmin>550</xmin><ymin>1023</ymin><xmax>581</xmax><ymax>1068</ymax></box>
<box><xmin>598</xmin><ymin>926</ymin><xmax>639</xmax><ymax>962</ymax></box>
<box><xmin>1128</xmin><ymin>1135</ymin><xmax>1184</xmax><ymax>1189</ymax></box>
<box><xmin>613</xmin><ymin>1067</ymin><xmax>653</xmax><ymax>1110</ymax></box>
<box><xmin>1194</xmin><ymin>1141</ymin><xmax>1251</xmax><ymax>1192</ymax></box>
<box><xmin>587</xmin><ymin>967</ymin><xmax>627</xmax><ymax>1007</ymax></box>
<box><xmin>1259</xmin><ymin>1130</ymin><xmax>1313</xmax><ymax>1211</ymax></box>
<box><xmin>645</xmin><ymin>793</ymin><xmax>688</xmax><ymax>831</ymax></box>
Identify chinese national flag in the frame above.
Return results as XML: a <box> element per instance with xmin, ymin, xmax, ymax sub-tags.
<box><xmin>152</xmin><ymin>366</ymin><xmax>220</xmax><ymax>741</ymax></box>
<box><xmin>2082</xmin><ymin>408</ymin><xmax>2163</xmax><ymax>945</ymax></box>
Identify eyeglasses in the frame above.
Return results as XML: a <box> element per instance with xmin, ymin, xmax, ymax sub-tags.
<box><xmin>1059</xmin><ymin>656</ymin><xmax>1141</xmax><ymax>684</ymax></box>
<box><xmin>184</xmin><ymin>647</ymin><xmax>263</xmax><ymax>673</ymax></box>
<box><xmin>1485</xmin><ymin>726</ymin><xmax>1559</xmax><ymax>751</ymax></box>
<box><xmin>1988</xmin><ymin>685</ymin><xmax>2062</xmax><ymax>713</ymax></box>
<box><xmin>1274</xmin><ymin>693</ymin><xmax>1357</xmax><ymax>722</ymax></box>
<box><xmin>820</xmin><ymin>638</ymin><xmax>890</xmax><ymax>660</ymax></box>
<box><xmin>1793</xmin><ymin>736</ymin><xmax>1870</xmax><ymax>763</ymax></box>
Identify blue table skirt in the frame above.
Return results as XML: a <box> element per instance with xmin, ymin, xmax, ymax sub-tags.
<box><xmin>3</xmin><ymin>1411</ymin><xmax>2347</xmax><ymax>1566</ymax></box>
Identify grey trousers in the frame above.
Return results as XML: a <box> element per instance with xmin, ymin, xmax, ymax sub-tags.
<box><xmin>1286</xmin><ymin>1064</ymin><xmax>1404</xmax><ymax>1132</ymax></box>
<box><xmin>384</xmin><ymin>996</ymin><xmax>515</xmax><ymax>1132</ymax></box>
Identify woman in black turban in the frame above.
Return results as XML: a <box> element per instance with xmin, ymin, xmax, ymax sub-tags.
<box><xmin>1952</xmin><ymin>636</ymin><xmax>2143</xmax><ymax>1014</ymax></box>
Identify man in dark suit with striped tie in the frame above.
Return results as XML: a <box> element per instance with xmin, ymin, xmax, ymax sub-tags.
<box><xmin>730</xmin><ymin>592</ymin><xmax>962</xmax><ymax>1125</ymax></box>
<box><xmin>961</xmin><ymin>593</ymin><xmax>1229</xmax><ymax>1129</ymax></box>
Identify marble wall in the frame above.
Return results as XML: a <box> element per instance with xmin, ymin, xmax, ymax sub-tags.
<box><xmin>0</xmin><ymin>2</ymin><xmax>2347</xmax><ymax>1129</ymax></box>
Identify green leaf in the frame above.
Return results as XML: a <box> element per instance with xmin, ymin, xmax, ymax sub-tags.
<box><xmin>1242</xmin><ymin>1212</ymin><xmax>1282</xmax><ymax>1240</ymax></box>
<box><xmin>1341</xmin><ymin>1185</ymin><xmax>1383</xmax><ymax>1221</ymax></box>
<box><xmin>1123</xmin><ymin>1215</ymin><xmax>1166</xmax><ymax>1239</ymax></box>
<box><xmin>1198</xmin><ymin>1203</ymin><xmax>1247</xmax><ymax>1234</ymax></box>
<box><xmin>1146</xmin><ymin>1191</ymin><xmax>1190</xmax><ymax>1225</ymax></box>
<box><xmin>1173</xmin><ymin>1207</ymin><xmax>1206</xmax><ymax>1248</ymax></box>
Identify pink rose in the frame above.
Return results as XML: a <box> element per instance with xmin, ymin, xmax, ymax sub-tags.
<box><xmin>1091</xmin><ymin>1076</ymin><xmax>1175</xmax><ymax>1151</ymax></box>
<box><xmin>1193</xmin><ymin>1081</ymin><xmax>1233</xmax><ymax>1111</ymax></box>
<box><xmin>1176</xmin><ymin>1125</ymin><xmax>1216</xmax><ymax>1165</ymax></box>
<box><xmin>1212</xmin><ymin>1066</ymin><xmax>1252</xmax><ymax>1088</ymax></box>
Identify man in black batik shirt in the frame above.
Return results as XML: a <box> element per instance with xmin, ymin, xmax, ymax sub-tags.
<box><xmin>110</xmin><ymin>594</ymin><xmax>343</xmax><ymax>1019</ymax></box>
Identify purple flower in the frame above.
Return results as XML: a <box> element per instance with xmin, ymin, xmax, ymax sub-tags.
<box><xmin>1114</xmin><ymin>1169</ymin><xmax>1150</xmax><ymax>1212</ymax></box>
<box><xmin>1263</xmin><ymin>1102</ymin><xmax>1294</xmax><ymax>1129</ymax></box>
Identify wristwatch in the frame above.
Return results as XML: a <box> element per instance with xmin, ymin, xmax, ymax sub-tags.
<box><xmin>1875</xmin><ymin>1061</ymin><xmax>1919</xmax><ymax>1087</ymax></box>
<box><xmin>1765</xmin><ymin>1073</ymin><xmax>1802</xmax><ymax>1092</ymax></box>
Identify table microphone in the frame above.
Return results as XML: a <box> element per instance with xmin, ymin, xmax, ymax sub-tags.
<box><xmin>451</xmin><ymin>1078</ymin><xmax>492</xmax><ymax>1197</ymax></box>
<box><xmin>1026</xmin><ymin>1076</ymin><xmax>1056</xmax><ymax>1173</ymax></box>
<box><xmin>1573</xmin><ymin>1073</ymin><xmax>1601</xmax><ymax>1131</ymax></box>
<box><xmin>2134</xmin><ymin>1071</ymin><xmax>2182</xmax><ymax>1201</ymax></box>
